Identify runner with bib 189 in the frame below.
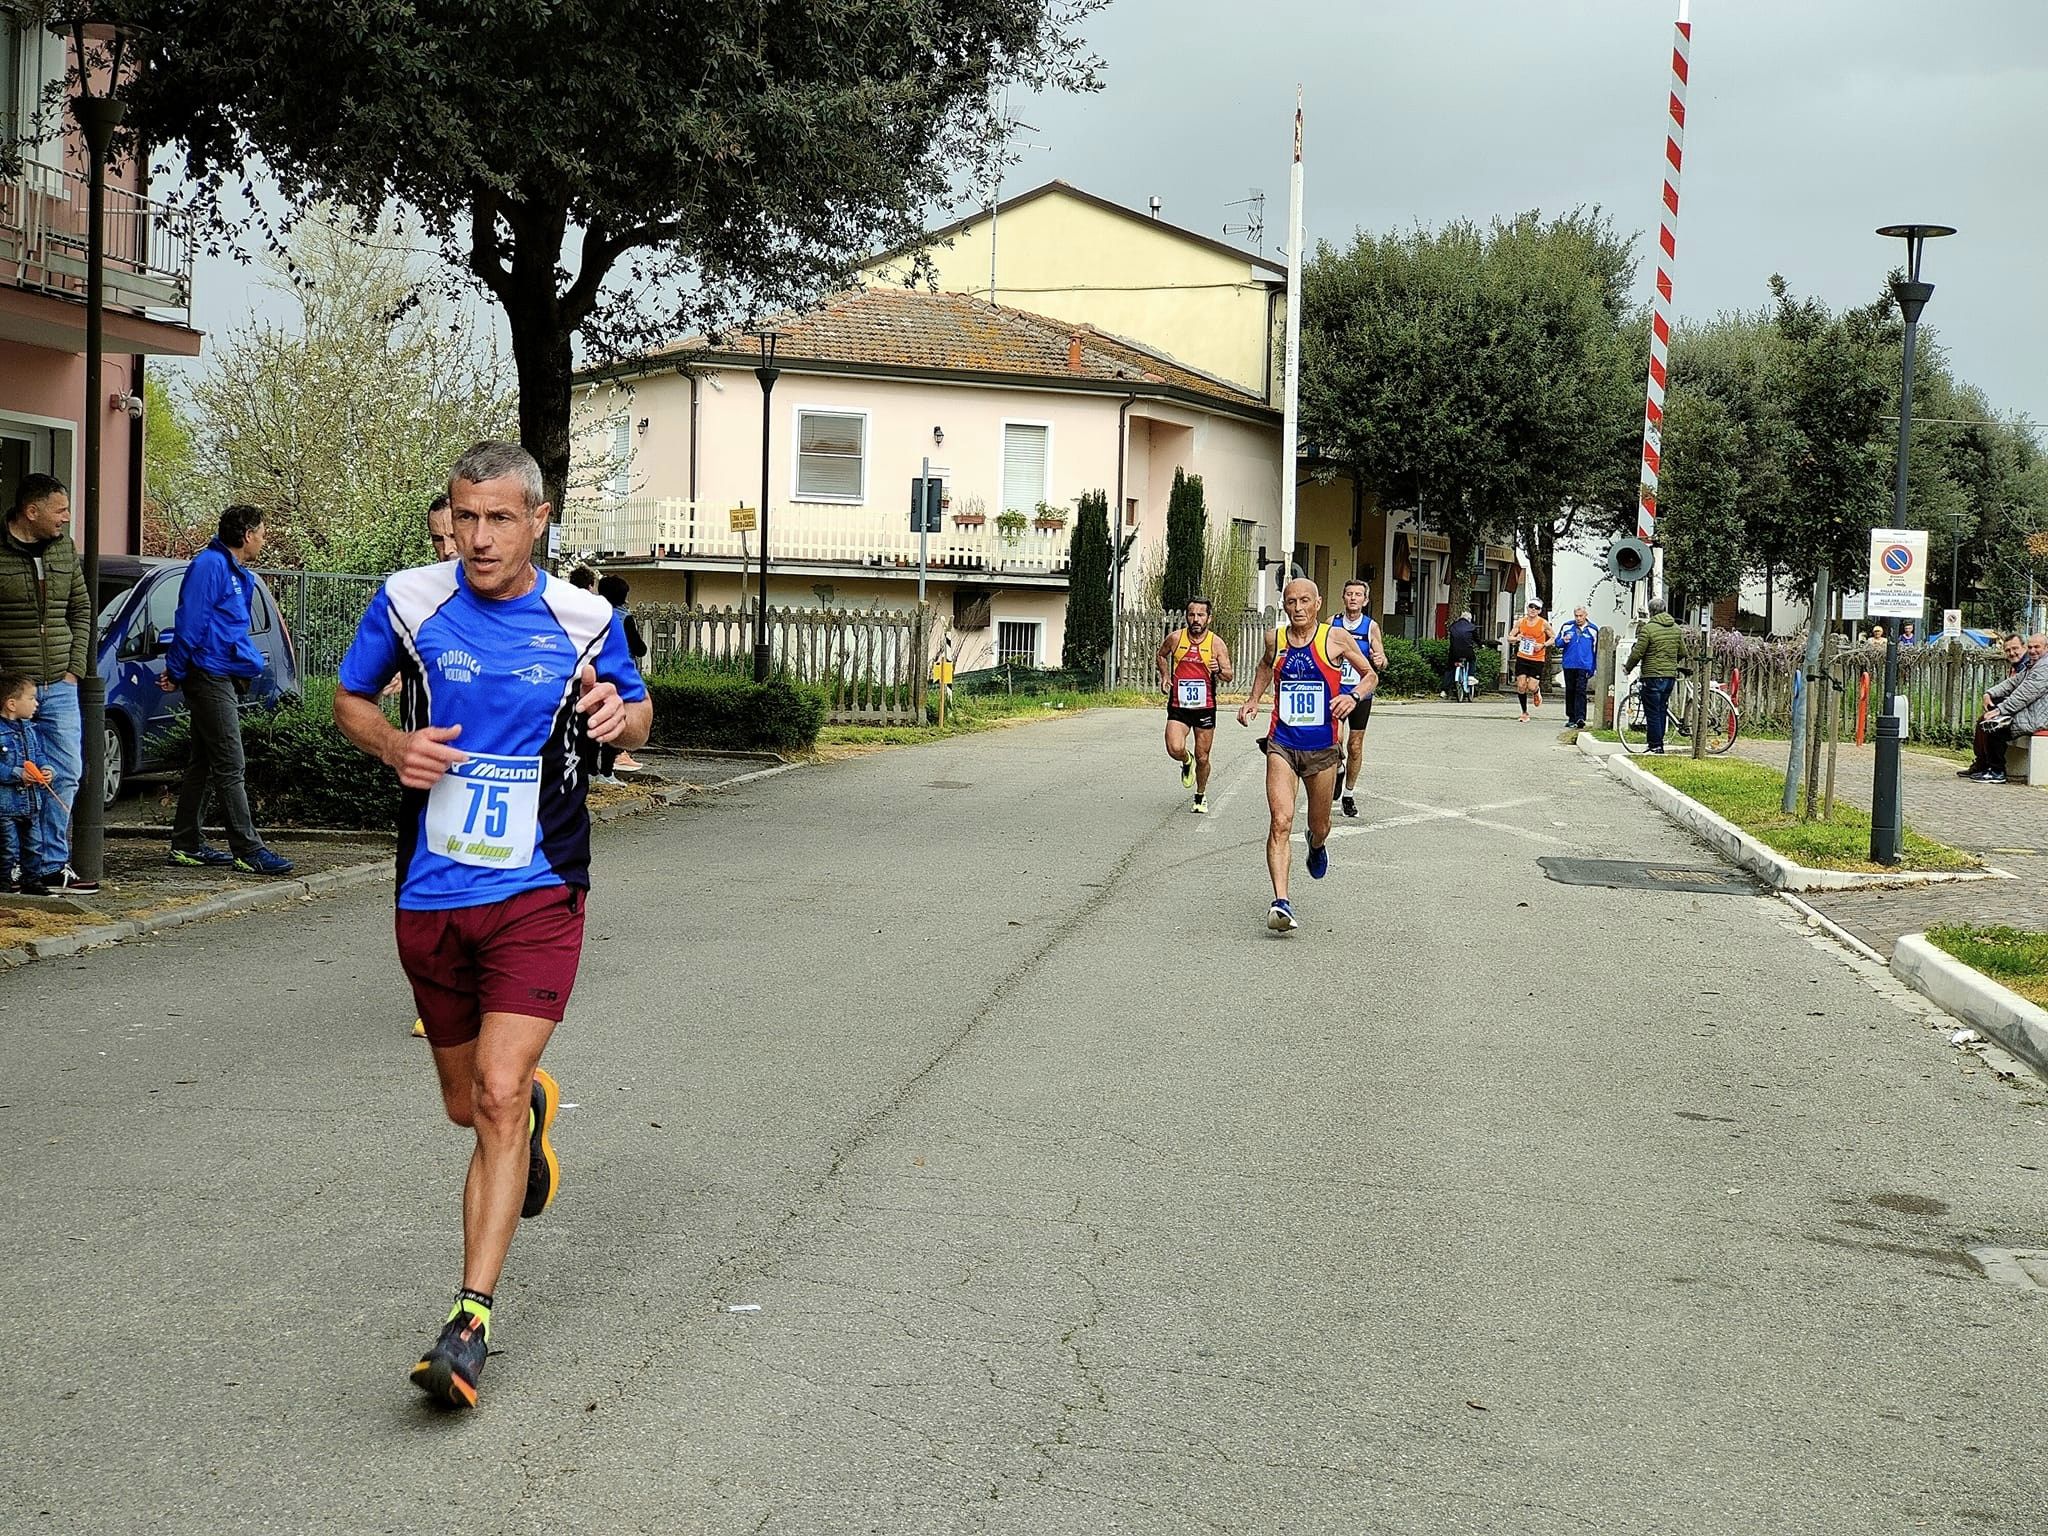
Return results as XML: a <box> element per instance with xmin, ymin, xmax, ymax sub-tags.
<box><xmin>1236</xmin><ymin>578</ymin><xmax>1376</xmax><ymax>933</ymax></box>
<box><xmin>1155</xmin><ymin>597</ymin><xmax>1234</xmax><ymax>814</ymax></box>
<box><xmin>333</xmin><ymin>441</ymin><xmax>652</xmax><ymax>1411</ymax></box>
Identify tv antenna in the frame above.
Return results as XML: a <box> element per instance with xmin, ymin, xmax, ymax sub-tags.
<box><xmin>1224</xmin><ymin>189</ymin><xmax>1266</xmax><ymax>257</ymax></box>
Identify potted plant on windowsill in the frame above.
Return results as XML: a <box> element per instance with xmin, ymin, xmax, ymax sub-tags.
<box><xmin>996</xmin><ymin>508</ymin><xmax>1029</xmax><ymax>543</ymax></box>
<box><xmin>952</xmin><ymin>493</ymin><xmax>987</xmax><ymax>529</ymax></box>
<box><xmin>1032</xmin><ymin>501</ymin><xmax>1069</xmax><ymax>532</ymax></box>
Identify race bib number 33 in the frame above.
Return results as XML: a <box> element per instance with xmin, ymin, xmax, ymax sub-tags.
<box><xmin>1176</xmin><ymin>678</ymin><xmax>1208</xmax><ymax>708</ymax></box>
<box><xmin>425</xmin><ymin>752</ymin><xmax>542</xmax><ymax>871</ymax></box>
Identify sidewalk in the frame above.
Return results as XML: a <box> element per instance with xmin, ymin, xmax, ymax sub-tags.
<box><xmin>1</xmin><ymin>749</ymin><xmax>786</xmax><ymax>964</ymax></box>
<box><xmin>1728</xmin><ymin>736</ymin><xmax>2047</xmax><ymax>955</ymax></box>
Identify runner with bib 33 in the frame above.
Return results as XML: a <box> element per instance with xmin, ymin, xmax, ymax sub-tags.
<box><xmin>1155</xmin><ymin>597</ymin><xmax>1234</xmax><ymax>813</ymax></box>
<box><xmin>1236</xmin><ymin>578</ymin><xmax>1375</xmax><ymax>932</ymax></box>
<box><xmin>334</xmin><ymin>441</ymin><xmax>651</xmax><ymax>1411</ymax></box>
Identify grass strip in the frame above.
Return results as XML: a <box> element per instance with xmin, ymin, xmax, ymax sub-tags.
<box><xmin>1630</xmin><ymin>753</ymin><xmax>1978</xmax><ymax>873</ymax></box>
<box><xmin>1927</xmin><ymin>924</ymin><xmax>2048</xmax><ymax>1009</ymax></box>
<box><xmin>817</xmin><ymin>690</ymin><xmax>1154</xmax><ymax>750</ymax></box>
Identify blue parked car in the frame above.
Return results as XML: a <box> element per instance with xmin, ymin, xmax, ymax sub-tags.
<box><xmin>93</xmin><ymin>555</ymin><xmax>301</xmax><ymax>808</ymax></box>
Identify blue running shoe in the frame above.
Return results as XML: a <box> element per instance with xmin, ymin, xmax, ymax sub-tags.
<box><xmin>167</xmin><ymin>844</ymin><xmax>233</xmax><ymax>868</ymax></box>
<box><xmin>234</xmin><ymin>848</ymin><xmax>295</xmax><ymax>877</ymax></box>
<box><xmin>1267</xmin><ymin>899</ymin><xmax>1297</xmax><ymax>933</ymax></box>
<box><xmin>1306</xmin><ymin>841</ymin><xmax>1329</xmax><ymax>880</ymax></box>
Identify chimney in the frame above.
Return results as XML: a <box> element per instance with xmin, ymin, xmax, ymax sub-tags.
<box><xmin>1067</xmin><ymin>334</ymin><xmax>1084</xmax><ymax>373</ymax></box>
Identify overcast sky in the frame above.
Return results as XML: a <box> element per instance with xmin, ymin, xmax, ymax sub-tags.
<box><xmin>187</xmin><ymin>0</ymin><xmax>2046</xmax><ymax>429</ymax></box>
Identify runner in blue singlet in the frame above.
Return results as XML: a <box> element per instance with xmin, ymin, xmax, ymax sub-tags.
<box><xmin>1330</xmin><ymin>579</ymin><xmax>1389</xmax><ymax>820</ymax></box>
<box><xmin>1236</xmin><ymin>578</ymin><xmax>1377</xmax><ymax>932</ymax></box>
<box><xmin>335</xmin><ymin>441</ymin><xmax>651</xmax><ymax>1410</ymax></box>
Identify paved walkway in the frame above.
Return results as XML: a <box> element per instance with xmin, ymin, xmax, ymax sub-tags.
<box><xmin>1729</xmin><ymin>736</ymin><xmax>2048</xmax><ymax>955</ymax></box>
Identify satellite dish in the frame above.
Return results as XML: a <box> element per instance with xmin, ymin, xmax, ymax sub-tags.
<box><xmin>1607</xmin><ymin>536</ymin><xmax>1653</xmax><ymax>586</ymax></box>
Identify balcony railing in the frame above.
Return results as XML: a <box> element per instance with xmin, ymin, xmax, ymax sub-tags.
<box><xmin>558</xmin><ymin>498</ymin><xmax>1072</xmax><ymax>579</ymax></box>
<box><xmin>0</xmin><ymin>162</ymin><xmax>194</xmax><ymax>325</ymax></box>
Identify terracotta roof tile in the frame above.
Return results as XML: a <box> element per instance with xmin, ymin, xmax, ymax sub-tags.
<box><xmin>646</xmin><ymin>288</ymin><xmax>1270</xmax><ymax>414</ymax></box>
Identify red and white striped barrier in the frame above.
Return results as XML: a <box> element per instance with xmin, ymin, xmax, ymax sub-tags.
<box><xmin>1636</xmin><ymin>1</ymin><xmax>1693</xmax><ymax>546</ymax></box>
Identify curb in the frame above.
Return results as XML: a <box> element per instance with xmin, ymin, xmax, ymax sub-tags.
<box><xmin>587</xmin><ymin>760</ymin><xmax>803</xmax><ymax>826</ymax></box>
<box><xmin>2</xmin><ymin>764</ymin><xmax>805</xmax><ymax>971</ymax></box>
<box><xmin>1892</xmin><ymin>932</ymin><xmax>2048</xmax><ymax>1079</ymax></box>
<box><xmin>1578</xmin><ymin>734</ymin><xmax>1996</xmax><ymax>893</ymax></box>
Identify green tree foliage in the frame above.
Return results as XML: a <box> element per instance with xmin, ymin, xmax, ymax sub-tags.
<box><xmin>1161</xmin><ymin>468</ymin><xmax>1206</xmax><ymax>613</ymax></box>
<box><xmin>172</xmin><ymin>211</ymin><xmax>515</xmax><ymax>573</ymax></box>
<box><xmin>113</xmin><ymin>1</ymin><xmax>1103</xmax><ymax>513</ymax></box>
<box><xmin>140</xmin><ymin>372</ymin><xmax>210</xmax><ymax>556</ymax></box>
<box><xmin>1301</xmin><ymin>209</ymin><xmax>1641</xmax><ymax>604</ymax></box>
<box><xmin>1063</xmin><ymin>490</ymin><xmax>1112</xmax><ymax>675</ymax></box>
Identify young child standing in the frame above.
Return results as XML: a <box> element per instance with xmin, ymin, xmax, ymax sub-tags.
<box><xmin>0</xmin><ymin>673</ymin><xmax>42</xmax><ymax>892</ymax></box>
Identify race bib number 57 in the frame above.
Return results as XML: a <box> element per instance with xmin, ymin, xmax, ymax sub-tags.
<box><xmin>425</xmin><ymin>752</ymin><xmax>542</xmax><ymax>870</ymax></box>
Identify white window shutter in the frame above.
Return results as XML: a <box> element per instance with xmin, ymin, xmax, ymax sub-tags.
<box><xmin>797</xmin><ymin>412</ymin><xmax>865</xmax><ymax>500</ymax></box>
<box><xmin>1002</xmin><ymin>425</ymin><xmax>1048</xmax><ymax>513</ymax></box>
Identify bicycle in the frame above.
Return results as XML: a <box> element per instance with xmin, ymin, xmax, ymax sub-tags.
<box><xmin>1616</xmin><ymin>668</ymin><xmax>1740</xmax><ymax>755</ymax></box>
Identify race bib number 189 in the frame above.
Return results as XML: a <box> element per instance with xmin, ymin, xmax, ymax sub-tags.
<box><xmin>1278</xmin><ymin>681</ymin><xmax>1325</xmax><ymax>728</ymax></box>
<box><xmin>424</xmin><ymin>752</ymin><xmax>542</xmax><ymax>871</ymax></box>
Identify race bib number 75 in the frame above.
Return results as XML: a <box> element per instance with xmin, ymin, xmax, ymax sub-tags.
<box><xmin>424</xmin><ymin>752</ymin><xmax>542</xmax><ymax>871</ymax></box>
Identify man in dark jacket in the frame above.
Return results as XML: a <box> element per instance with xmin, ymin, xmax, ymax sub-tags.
<box><xmin>1446</xmin><ymin>610</ymin><xmax>1479</xmax><ymax>702</ymax></box>
<box><xmin>161</xmin><ymin>505</ymin><xmax>293</xmax><ymax>875</ymax></box>
<box><xmin>0</xmin><ymin>473</ymin><xmax>96</xmax><ymax>894</ymax></box>
<box><xmin>1625</xmin><ymin>596</ymin><xmax>1685</xmax><ymax>753</ymax></box>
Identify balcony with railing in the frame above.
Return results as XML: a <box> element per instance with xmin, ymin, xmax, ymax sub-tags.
<box><xmin>558</xmin><ymin>498</ymin><xmax>1073</xmax><ymax>582</ymax></box>
<box><xmin>0</xmin><ymin>161</ymin><xmax>195</xmax><ymax>328</ymax></box>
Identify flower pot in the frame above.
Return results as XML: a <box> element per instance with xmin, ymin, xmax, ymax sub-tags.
<box><xmin>952</xmin><ymin>514</ymin><xmax>986</xmax><ymax>528</ymax></box>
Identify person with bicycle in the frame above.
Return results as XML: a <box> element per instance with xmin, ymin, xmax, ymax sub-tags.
<box><xmin>1625</xmin><ymin>595</ymin><xmax>1684</xmax><ymax>754</ymax></box>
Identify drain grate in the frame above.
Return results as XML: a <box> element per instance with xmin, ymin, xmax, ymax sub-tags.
<box><xmin>1970</xmin><ymin>1247</ymin><xmax>2048</xmax><ymax>1292</ymax></box>
<box><xmin>1537</xmin><ymin>856</ymin><xmax>1755</xmax><ymax>895</ymax></box>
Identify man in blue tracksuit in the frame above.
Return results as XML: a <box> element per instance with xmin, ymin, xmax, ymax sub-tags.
<box><xmin>1554</xmin><ymin>605</ymin><xmax>1600</xmax><ymax>729</ymax></box>
<box><xmin>161</xmin><ymin>504</ymin><xmax>293</xmax><ymax>875</ymax></box>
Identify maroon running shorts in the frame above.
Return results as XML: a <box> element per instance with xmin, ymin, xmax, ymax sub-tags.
<box><xmin>396</xmin><ymin>884</ymin><xmax>587</xmax><ymax>1048</ymax></box>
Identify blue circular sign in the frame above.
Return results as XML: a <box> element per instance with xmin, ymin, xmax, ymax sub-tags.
<box><xmin>1881</xmin><ymin>544</ymin><xmax>1913</xmax><ymax>574</ymax></box>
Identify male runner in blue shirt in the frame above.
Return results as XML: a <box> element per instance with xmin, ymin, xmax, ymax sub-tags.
<box><xmin>1329</xmin><ymin>579</ymin><xmax>1388</xmax><ymax>820</ymax></box>
<box><xmin>335</xmin><ymin>441</ymin><xmax>651</xmax><ymax>1409</ymax></box>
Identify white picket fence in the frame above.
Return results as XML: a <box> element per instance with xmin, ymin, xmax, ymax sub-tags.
<box><xmin>637</xmin><ymin>601</ymin><xmax>932</xmax><ymax>726</ymax></box>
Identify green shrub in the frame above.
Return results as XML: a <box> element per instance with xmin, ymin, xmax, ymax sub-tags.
<box><xmin>159</xmin><ymin>679</ymin><xmax>404</xmax><ymax>829</ymax></box>
<box><xmin>954</xmin><ymin>662</ymin><xmax>1104</xmax><ymax>699</ymax></box>
<box><xmin>644</xmin><ymin>670</ymin><xmax>827</xmax><ymax>753</ymax></box>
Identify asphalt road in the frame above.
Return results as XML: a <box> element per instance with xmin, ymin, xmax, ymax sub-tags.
<box><xmin>5</xmin><ymin>702</ymin><xmax>2046</xmax><ymax>1535</ymax></box>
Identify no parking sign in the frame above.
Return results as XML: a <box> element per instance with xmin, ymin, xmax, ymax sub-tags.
<box><xmin>1866</xmin><ymin>528</ymin><xmax>1928</xmax><ymax>618</ymax></box>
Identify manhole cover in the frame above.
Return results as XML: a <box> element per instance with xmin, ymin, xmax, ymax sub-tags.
<box><xmin>1538</xmin><ymin>856</ymin><xmax>1755</xmax><ymax>895</ymax></box>
<box><xmin>1970</xmin><ymin>1247</ymin><xmax>2048</xmax><ymax>1292</ymax></box>
<box><xmin>925</xmin><ymin>780</ymin><xmax>973</xmax><ymax>790</ymax></box>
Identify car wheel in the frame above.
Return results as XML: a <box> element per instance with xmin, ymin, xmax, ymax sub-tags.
<box><xmin>102</xmin><ymin>721</ymin><xmax>125</xmax><ymax>810</ymax></box>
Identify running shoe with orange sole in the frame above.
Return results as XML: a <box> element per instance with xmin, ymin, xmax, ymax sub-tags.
<box><xmin>523</xmin><ymin>1067</ymin><xmax>561</xmax><ymax>1219</ymax></box>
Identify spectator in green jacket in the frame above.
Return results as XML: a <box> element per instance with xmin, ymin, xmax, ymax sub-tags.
<box><xmin>1626</xmin><ymin>596</ymin><xmax>1684</xmax><ymax>753</ymax></box>
<box><xmin>0</xmin><ymin>473</ymin><xmax>95</xmax><ymax>894</ymax></box>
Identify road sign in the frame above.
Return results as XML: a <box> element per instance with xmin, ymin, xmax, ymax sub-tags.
<box><xmin>1865</xmin><ymin>528</ymin><xmax>1928</xmax><ymax>618</ymax></box>
<box><xmin>729</xmin><ymin>505</ymin><xmax>757</xmax><ymax>533</ymax></box>
<box><xmin>910</xmin><ymin>476</ymin><xmax>942</xmax><ymax>533</ymax></box>
<box><xmin>1943</xmin><ymin>608</ymin><xmax>1962</xmax><ymax>640</ymax></box>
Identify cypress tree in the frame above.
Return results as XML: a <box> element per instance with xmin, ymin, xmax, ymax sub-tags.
<box><xmin>1063</xmin><ymin>489</ymin><xmax>1112</xmax><ymax>675</ymax></box>
<box><xmin>1162</xmin><ymin>468</ymin><xmax>1207</xmax><ymax>614</ymax></box>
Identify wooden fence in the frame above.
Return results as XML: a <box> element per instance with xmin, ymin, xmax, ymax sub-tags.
<box><xmin>1111</xmin><ymin>608</ymin><xmax>1280</xmax><ymax>698</ymax></box>
<box><xmin>636</xmin><ymin>602</ymin><xmax>931</xmax><ymax>726</ymax></box>
<box><xmin>1713</xmin><ymin>638</ymin><xmax>2008</xmax><ymax>747</ymax></box>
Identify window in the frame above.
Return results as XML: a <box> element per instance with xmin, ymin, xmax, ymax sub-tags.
<box><xmin>607</xmin><ymin>419</ymin><xmax>631</xmax><ymax>502</ymax></box>
<box><xmin>997</xmin><ymin>620</ymin><xmax>1041</xmax><ymax>666</ymax></box>
<box><xmin>795</xmin><ymin>410</ymin><xmax>866</xmax><ymax>502</ymax></box>
<box><xmin>1002</xmin><ymin>423</ymin><xmax>1049</xmax><ymax>513</ymax></box>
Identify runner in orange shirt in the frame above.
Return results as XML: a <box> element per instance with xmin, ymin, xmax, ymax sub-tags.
<box><xmin>1511</xmin><ymin>600</ymin><xmax>1553</xmax><ymax>722</ymax></box>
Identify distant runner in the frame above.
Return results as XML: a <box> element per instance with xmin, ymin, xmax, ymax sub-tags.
<box><xmin>1328</xmin><ymin>579</ymin><xmax>1388</xmax><ymax>819</ymax></box>
<box><xmin>1511</xmin><ymin>600</ymin><xmax>1553</xmax><ymax>722</ymax></box>
<box><xmin>1155</xmin><ymin>597</ymin><xmax>1234</xmax><ymax>813</ymax></box>
<box><xmin>1237</xmin><ymin>578</ymin><xmax>1376</xmax><ymax>932</ymax></box>
<box><xmin>335</xmin><ymin>441</ymin><xmax>651</xmax><ymax>1410</ymax></box>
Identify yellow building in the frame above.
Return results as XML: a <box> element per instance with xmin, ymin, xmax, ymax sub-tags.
<box><xmin>864</xmin><ymin>181</ymin><xmax>1285</xmax><ymax>406</ymax></box>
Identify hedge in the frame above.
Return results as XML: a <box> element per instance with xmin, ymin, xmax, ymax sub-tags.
<box><xmin>158</xmin><ymin>679</ymin><xmax>403</xmax><ymax>830</ymax></box>
<box><xmin>1374</xmin><ymin>637</ymin><xmax>1502</xmax><ymax>697</ymax></box>
<box><xmin>644</xmin><ymin>670</ymin><xmax>827</xmax><ymax>753</ymax></box>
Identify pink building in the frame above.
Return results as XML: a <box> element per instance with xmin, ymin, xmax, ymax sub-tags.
<box><xmin>566</xmin><ymin>287</ymin><xmax>1283</xmax><ymax>671</ymax></box>
<box><xmin>2</xmin><ymin>20</ymin><xmax>200</xmax><ymax>545</ymax></box>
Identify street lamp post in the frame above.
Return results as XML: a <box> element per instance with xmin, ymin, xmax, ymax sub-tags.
<box><xmin>752</xmin><ymin>331</ymin><xmax>779</xmax><ymax>683</ymax></box>
<box><xmin>1870</xmin><ymin>222</ymin><xmax>1955</xmax><ymax>867</ymax></box>
<box><xmin>65</xmin><ymin>17</ymin><xmax>137</xmax><ymax>885</ymax></box>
